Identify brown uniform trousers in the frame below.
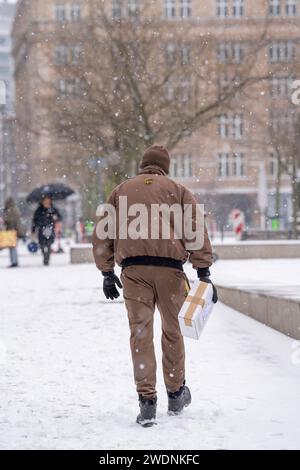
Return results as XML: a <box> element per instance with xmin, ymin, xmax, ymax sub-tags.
<box><xmin>121</xmin><ymin>265</ymin><xmax>189</xmax><ymax>400</ymax></box>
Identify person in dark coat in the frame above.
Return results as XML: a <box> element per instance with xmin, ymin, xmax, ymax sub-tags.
<box><xmin>3</xmin><ymin>197</ymin><xmax>25</xmax><ymax>268</ymax></box>
<box><xmin>31</xmin><ymin>196</ymin><xmax>62</xmax><ymax>266</ymax></box>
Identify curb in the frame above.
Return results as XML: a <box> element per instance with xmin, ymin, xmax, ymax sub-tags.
<box><xmin>216</xmin><ymin>284</ymin><xmax>300</xmax><ymax>340</ymax></box>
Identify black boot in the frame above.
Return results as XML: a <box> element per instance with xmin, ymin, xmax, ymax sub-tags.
<box><xmin>43</xmin><ymin>251</ymin><xmax>50</xmax><ymax>266</ymax></box>
<box><xmin>136</xmin><ymin>395</ymin><xmax>157</xmax><ymax>427</ymax></box>
<box><xmin>167</xmin><ymin>383</ymin><xmax>191</xmax><ymax>415</ymax></box>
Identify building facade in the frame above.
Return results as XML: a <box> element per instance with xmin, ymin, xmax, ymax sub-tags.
<box><xmin>12</xmin><ymin>0</ymin><xmax>300</xmax><ymax>228</ymax></box>
<box><xmin>0</xmin><ymin>0</ymin><xmax>15</xmax><ymax>112</ymax></box>
<box><xmin>0</xmin><ymin>0</ymin><xmax>17</xmax><ymax>210</ymax></box>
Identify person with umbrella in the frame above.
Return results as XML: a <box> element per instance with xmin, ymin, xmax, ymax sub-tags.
<box><xmin>31</xmin><ymin>196</ymin><xmax>62</xmax><ymax>266</ymax></box>
<box><xmin>27</xmin><ymin>183</ymin><xmax>74</xmax><ymax>266</ymax></box>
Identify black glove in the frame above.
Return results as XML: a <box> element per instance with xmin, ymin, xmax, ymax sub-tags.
<box><xmin>197</xmin><ymin>268</ymin><xmax>218</xmax><ymax>304</ymax></box>
<box><xmin>102</xmin><ymin>271</ymin><xmax>122</xmax><ymax>300</ymax></box>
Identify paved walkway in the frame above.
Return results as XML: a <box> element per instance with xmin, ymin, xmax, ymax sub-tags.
<box><xmin>0</xmin><ymin>250</ymin><xmax>300</xmax><ymax>449</ymax></box>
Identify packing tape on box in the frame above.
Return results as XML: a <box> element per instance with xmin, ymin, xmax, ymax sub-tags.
<box><xmin>184</xmin><ymin>282</ymin><xmax>206</xmax><ymax>327</ymax></box>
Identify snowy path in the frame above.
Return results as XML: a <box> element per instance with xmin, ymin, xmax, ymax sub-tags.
<box><xmin>0</xmin><ymin>250</ymin><xmax>300</xmax><ymax>450</ymax></box>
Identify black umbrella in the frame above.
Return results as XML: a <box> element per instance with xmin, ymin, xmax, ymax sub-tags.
<box><xmin>26</xmin><ymin>183</ymin><xmax>75</xmax><ymax>203</ymax></box>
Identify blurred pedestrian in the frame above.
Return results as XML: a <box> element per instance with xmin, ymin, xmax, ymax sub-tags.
<box><xmin>3</xmin><ymin>197</ymin><xmax>25</xmax><ymax>268</ymax></box>
<box><xmin>75</xmin><ymin>218</ymin><xmax>84</xmax><ymax>243</ymax></box>
<box><xmin>55</xmin><ymin>220</ymin><xmax>64</xmax><ymax>253</ymax></box>
<box><xmin>31</xmin><ymin>196</ymin><xmax>62</xmax><ymax>266</ymax></box>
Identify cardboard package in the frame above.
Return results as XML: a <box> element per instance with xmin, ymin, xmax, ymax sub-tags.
<box><xmin>178</xmin><ymin>280</ymin><xmax>214</xmax><ymax>340</ymax></box>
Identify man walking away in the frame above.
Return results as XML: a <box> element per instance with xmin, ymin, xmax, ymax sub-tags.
<box><xmin>93</xmin><ymin>145</ymin><xmax>218</xmax><ymax>427</ymax></box>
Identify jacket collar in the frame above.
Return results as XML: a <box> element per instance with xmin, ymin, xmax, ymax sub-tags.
<box><xmin>138</xmin><ymin>164</ymin><xmax>167</xmax><ymax>176</ymax></box>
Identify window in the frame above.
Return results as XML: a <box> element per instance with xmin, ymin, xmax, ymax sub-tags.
<box><xmin>218</xmin><ymin>152</ymin><xmax>244</xmax><ymax>177</ymax></box>
<box><xmin>217</xmin><ymin>42</ymin><xmax>244</xmax><ymax>64</ymax></box>
<box><xmin>270</xmin><ymin>76</ymin><xmax>294</xmax><ymax>97</ymax></box>
<box><xmin>269</xmin><ymin>0</ymin><xmax>280</xmax><ymax>16</ymax></box>
<box><xmin>270</xmin><ymin>110</ymin><xmax>296</xmax><ymax>133</ymax></box>
<box><xmin>112</xmin><ymin>0</ymin><xmax>122</xmax><ymax>18</ymax></box>
<box><xmin>70</xmin><ymin>46</ymin><xmax>81</xmax><ymax>64</ymax></box>
<box><xmin>180</xmin><ymin>0</ymin><xmax>191</xmax><ymax>18</ymax></box>
<box><xmin>218</xmin><ymin>153</ymin><xmax>230</xmax><ymax>177</ymax></box>
<box><xmin>217</xmin><ymin>0</ymin><xmax>228</xmax><ymax>18</ymax></box>
<box><xmin>185</xmin><ymin>154</ymin><xmax>193</xmax><ymax>177</ymax></box>
<box><xmin>177</xmin><ymin>155</ymin><xmax>184</xmax><ymax>177</ymax></box>
<box><xmin>232</xmin><ymin>0</ymin><xmax>244</xmax><ymax>17</ymax></box>
<box><xmin>55</xmin><ymin>46</ymin><xmax>81</xmax><ymax>65</ymax></box>
<box><xmin>286</xmin><ymin>0</ymin><xmax>297</xmax><ymax>16</ymax></box>
<box><xmin>232</xmin><ymin>42</ymin><xmax>244</xmax><ymax>63</ymax></box>
<box><xmin>232</xmin><ymin>153</ymin><xmax>244</xmax><ymax>176</ymax></box>
<box><xmin>218</xmin><ymin>115</ymin><xmax>227</xmax><ymax>138</ymax></box>
<box><xmin>165</xmin><ymin>43</ymin><xmax>177</xmax><ymax>65</ymax></box>
<box><xmin>164</xmin><ymin>43</ymin><xmax>191</xmax><ymax>65</ymax></box>
<box><xmin>269</xmin><ymin>153</ymin><xmax>279</xmax><ymax>177</ymax></box>
<box><xmin>170</xmin><ymin>157</ymin><xmax>178</xmax><ymax>177</ymax></box>
<box><xmin>57</xmin><ymin>78</ymin><xmax>84</xmax><ymax>99</ymax></box>
<box><xmin>55</xmin><ymin>4</ymin><xmax>66</xmax><ymax>21</ymax></box>
<box><xmin>164</xmin><ymin>0</ymin><xmax>191</xmax><ymax>19</ymax></box>
<box><xmin>217</xmin><ymin>43</ymin><xmax>226</xmax><ymax>62</ymax></box>
<box><xmin>0</xmin><ymin>52</ymin><xmax>9</xmax><ymax>63</ymax></box>
<box><xmin>165</xmin><ymin>77</ymin><xmax>192</xmax><ymax>103</ymax></box>
<box><xmin>269</xmin><ymin>41</ymin><xmax>296</xmax><ymax>63</ymax></box>
<box><xmin>55</xmin><ymin>45</ymin><xmax>68</xmax><ymax>65</ymax></box>
<box><xmin>165</xmin><ymin>78</ymin><xmax>192</xmax><ymax>102</ymax></box>
<box><xmin>57</xmin><ymin>78</ymin><xmax>67</xmax><ymax>99</ymax></box>
<box><xmin>164</xmin><ymin>0</ymin><xmax>176</xmax><ymax>18</ymax></box>
<box><xmin>112</xmin><ymin>0</ymin><xmax>139</xmax><ymax>18</ymax></box>
<box><xmin>170</xmin><ymin>155</ymin><xmax>193</xmax><ymax>177</ymax></box>
<box><xmin>165</xmin><ymin>81</ymin><xmax>175</xmax><ymax>101</ymax></box>
<box><xmin>180</xmin><ymin>78</ymin><xmax>192</xmax><ymax>102</ymax></box>
<box><xmin>0</xmin><ymin>80</ymin><xmax>6</xmax><ymax>106</ymax></box>
<box><xmin>128</xmin><ymin>0</ymin><xmax>139</xmax><ymax>17</ymax></box>
<box><xmin>181</xmin><ymin>44</ymin><xmax>191</xmax><ymax>65</ymax></box>
<box><xmin>55</xmin><ymin>3</ymin><xmax>82</xmax><ymax>21</ymax></box>
<box><xmin>218</xmin><ymin>75</ymin><xmax>241</xmax><ymax>98</ymax></box>
<box><xmin>73</xmin><ymin>78</ymin><xmax>85</xmax><ymax>97</ymax></box>
<box><xmin>70</xmin><ymin>4</ymin><xmax>81</xmax><ymax>21</ymax></box>
<box><xmin>0</xmin><ymin>36</ymin><xmax>8</xmax><ymax>46</ymax></box>
<box><xmin>218</xmin><ymin>113</ymin><xmax>243</xmax><ymax>139</ymax></box>
<box><xmin>217</xmin><ymin>0</ymin><xmax>244</xmax><ymax>18</ymax></box>
<box><xmin>58</xmin><ymin>119</ymin><xmax>70</xmax><ymax>140</ymax></box>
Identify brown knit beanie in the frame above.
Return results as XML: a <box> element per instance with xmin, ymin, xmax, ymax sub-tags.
<box><xmin>140</xmin><ymin>145</ymin><xmax>170</xmax><ymax>174</ymax></box>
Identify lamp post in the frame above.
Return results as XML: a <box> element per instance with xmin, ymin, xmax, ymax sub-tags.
<box><xmin>88</xmin><ymin>156</ymin><xmax>108</xmax><ymax>204</ymax></box>
<box><xmin>257</xmin><ymin>161</ymin><xmax>268</xmax><ymax>230</ymax></box>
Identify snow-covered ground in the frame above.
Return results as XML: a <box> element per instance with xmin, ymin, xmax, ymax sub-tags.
<box><xmin>0</xmin><ymin>247</ymin><xmax>300</xmax><ymax>450</ymax></box>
